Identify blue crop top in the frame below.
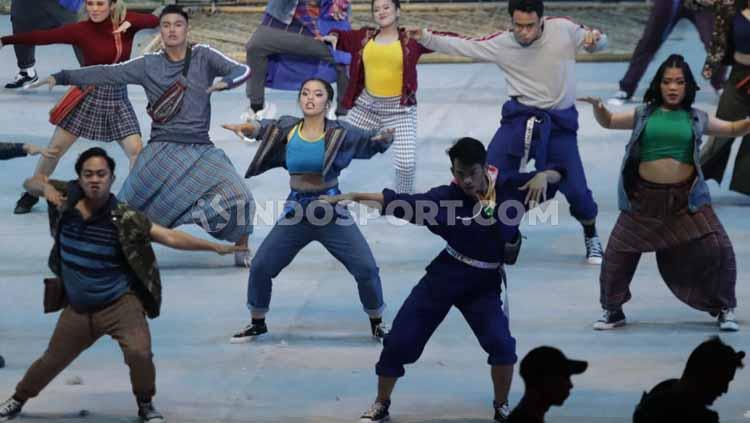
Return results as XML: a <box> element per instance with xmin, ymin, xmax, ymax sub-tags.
<box><xmin>734</xmin><ymin>12</ymin><xmax>750</xmax><ymax>54</ymax></box>
<box><xmin>286</xmin><ymin>124</ymin><xmax>325</xmax><ymax>174</ymax></box>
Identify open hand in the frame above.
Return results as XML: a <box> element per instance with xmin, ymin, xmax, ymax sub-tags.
<box><xmin>577</xmin><ymin>96</ymin><xmax>607</xmax><ymax>113</ymax></box>
<box><xmin>113</xmin><ymin>20</ymin><xmax>132</xmax><ymax>34</ymax></box>
<box><xmin>29</xmin><ymin>76</ymin><xmax>57</xmax><ymax>91</ymax></box>
<box><xmin>583</xmin><ymin>29</ymin><xmax>601</xmax><ymax>51</ymax></box>
<box><xmin>206</xmin><ymin>80</ymin><xmax>228</xmax><ymax>93</ymax></box>
<box><xmin>372</xmin><ymin>127</ymin><xmax>395</xmax><ymax>143</ymax></box>
<box><xmin>42</xmin><ymin>183</ymin><xmax>66</xmax><ymax>207</ymax></box>
<box><xmin>215</xmin><ymin>243</ymin><xmax>248</xmax><ymax>256</ymax></box>
<box><xmin>319</xmin><ymin>193</ymin><xmax>353</xmax><ymax>205</ymax></box>
<box><xmin>316</xmin><ymin>34</ymin><xmax>339</xmax><ymax>49</ymax></box>
<box><xmin>405</xmin><ymin>27</ymin><xmax>424</xmax><ymax>41</ymax></box>
<box><xmin>24</xmin><ymin>144</ymin><xmax>60</xmax><ymax>159</ymax></box>
<box><xmin>519</xmin><ymin>172</ymin><xmax>549</xmax><ymax>209</ymax></box>
<box><xmin>331</xmin><ymin>3</ymin><xmax>345</xmax><ymax>20</ymax></box>
<box><xmin>221</xmin><ymin>123</ymin><xmax>257</xmax><ymax>143</ymax></box>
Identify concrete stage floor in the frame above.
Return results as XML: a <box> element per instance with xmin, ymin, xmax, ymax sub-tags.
<box><xmin>1</xmin><ymin>17</ymin><xmax>748</xmax><ymax>423</ymax></box>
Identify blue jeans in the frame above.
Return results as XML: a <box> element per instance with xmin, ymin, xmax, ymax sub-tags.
<box><xmin>247</xmin><ymin>211</ymin><xmax>385</xmax><ymax>317</ymax></box>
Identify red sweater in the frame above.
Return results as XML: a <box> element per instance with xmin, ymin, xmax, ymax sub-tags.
<box><xmin>1</xmin><ymin>12</ymin><xmax>158</xmax><ymax>66</ymax></box>
<box><xmin>329</xmin><ymin>27</ymin><xmax>431</xmax><ymax>109</ymax></box>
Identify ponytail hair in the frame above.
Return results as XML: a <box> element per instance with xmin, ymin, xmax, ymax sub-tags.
<box><xmin>111</xmin><ymin>0</ymin><xmax>127</xmax><ymax>24</ymax></box>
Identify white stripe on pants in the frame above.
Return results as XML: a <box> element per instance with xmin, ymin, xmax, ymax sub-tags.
<box><xmin>344</xmin><ymin>90</ymin><xmax>418</xmax><ymax>193</ymax></box>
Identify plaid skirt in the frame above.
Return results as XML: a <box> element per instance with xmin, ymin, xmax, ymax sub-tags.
<box><xmin>119</xmin><ymin>142</ymin><xmax>255</xmax><ymax>242</ymax></box>
<box><xmin>58</xmin><ymin>84</ymin><xmax>140</xmax><ymax>142</ymax></box>
<box><xmin>600</xmin><ymin>176</ymin><xmax>736</xmax><ymax>312</ymax></box>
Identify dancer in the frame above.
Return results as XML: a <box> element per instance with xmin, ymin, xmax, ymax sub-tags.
<box><xmin>242</xmin><ymin>0</ymin><xmax>351</xmax><ymax>120</ymax></box>
<box><xmin>633</xmin><ymin>336</ymin><xmax>744</xmax><ymax>422</ymax></box>
<box><xmin>0</xmin><ymin>148</ymin><xmax>245</xmax><ymax>422</ymax></box>
<box><xmin>0</xmin><ymin>0</ymin><xmax>158</xmax><ymax>215</ymax></box>
<box><xmin>36</xmin><ymin>5</ymin><xmax>255</xmax><ymax>266</ymax></box>
<box><xmin>508</xmin><ymin>346</ymin><xmax>588</xmax><ymax>423</ymax></box>
<box><xmin>4</xmin><ymin>0</ymin><xmax>84</xmax><ymax>89</ymax></box>
<box><xmin>222</xmin><ymin>78</ymin><xmax>394</xmax><ymax>342</ymax></box>
<box><xmin>700</xmin><ymin>0</ymin><xmax>750</xmax><ymax>195</ymax></box>
<box><xmin>579</xmin><ymin>54</ymin><xmax>749</xmax><ymax>331</ymax></box>
<box><xmin>0</xmin><ymin>143</ymin><xmax>58</xmax><ymax>161</ymax></box>
<box><xmin>318</xmin><ymin>0</ymin><xmax>432</xmax><ymax>193</ymax></box>
<box><xmin>608</xmin><ymin>0</ymin><xmax>726</xmax><ymax>105</ymax></box>
<box><xmin>408</xmin><ymin>0</ymin><xmax>609</xmax><ymax>264</ymax></box>
<box><xmin>324</xmin><ymin>137</ymin><xmax>563</xmax><ymax>423</ymax></box>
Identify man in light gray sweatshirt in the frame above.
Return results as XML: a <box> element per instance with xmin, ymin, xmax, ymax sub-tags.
<box><xmin>36</xmin><ymin>5</ymin><xmax>256</xmax><ymax>267</ymax></box>
<box><xmin>409</xmin><ymin>0</ymin><xmax>608</xmax><ymax>268</ymax></box>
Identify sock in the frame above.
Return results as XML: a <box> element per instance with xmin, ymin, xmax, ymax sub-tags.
<box><xmin>251</xmin><ymin>317</ymin><xmax>266</xmax><ymax>327</ymax></box>
<box><xmin>582</xmin><ymin>222</ymin><xmax>597</xmax><ymax>238</ymax></box>
<box><xmin>251</xmin><ymin>102</ymin><xmax>264</xmax><ymax>113</ymax></box>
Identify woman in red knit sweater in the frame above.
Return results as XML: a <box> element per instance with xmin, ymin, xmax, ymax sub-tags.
<box><xmin>0</xmin><ymin>0</ymin><xmax>158</xmax><ymax>214</ymax></box>
<box><xmin>319</xmin><ymin>0</ymin><xmax>431</xmax><ymax>194</ymax></box>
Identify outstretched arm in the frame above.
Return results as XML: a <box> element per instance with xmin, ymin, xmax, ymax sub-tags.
<box><xmin>23</xmin><ymin>175</ymin><xmax>67</xmax><ymax>207</ymax></box>
<box><xmin>577</xmin><ymin>97</ymin><xmax>635</xmax><ymax>129</ymax></box>
<box><xmin>324</xmin><ymin>187</ymin><xmax>447</xmax><ymax>226</ymax></box>
<box><xmin>340</xmin><ymin>123</ymin><xmax>395</xmax><ymax>159</ymax></box>
<box><xmin>0</xmin><ymin>24</ymin><xmax>81</xmax><ymax>48</ymax></box>
<box><xmin>149</xmin><ymin>224</ymin><xmax>247</xmax><ymax>255</ymax></box>
<box><xmin>44</xmin><ymin>56</ymin><xmax>147</xmax><ymax>88</ymax></box>
<box><xmin>407</xmin><ymin>27</ymin><xmax>503</xmax><ymax>63</ymax></box>
<box><xmin>705</xmin><ymin>116</ymin><xmax>750</xmax><ymax>137</ymax></box>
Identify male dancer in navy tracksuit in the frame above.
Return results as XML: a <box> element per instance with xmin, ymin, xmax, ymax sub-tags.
<box><xmin>324</xmin><ymin>137</ymin><xmax>563</xmax><ymax>423</ymax></box>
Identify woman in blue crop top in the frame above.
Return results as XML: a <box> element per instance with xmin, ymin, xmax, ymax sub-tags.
<box><xmin>579</xmin><ymin>55</ymin><xmax>750</xmax><ymax>332</ymax></box>
<box><xmin>701</xmin><ymin>0</ymin><xmax>750</xmax><ymax>195</ymax></box>
<box><xmin>222</xmin><ymin>78</ymin><xmax>395</xmax><ymax>344</ymax></box>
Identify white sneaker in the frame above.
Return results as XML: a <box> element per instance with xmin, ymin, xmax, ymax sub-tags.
<box><xmin>607</xmin><ymin>90</ymin><xmax>632</xmax><ymax>106</ymax></box>
<box><xmin>718</xmin><ymin>309</ymin><xmax>739</xmax><ymax>332</ymax></box>
<box><xmin>593</xmin><ymin>308</ymin><xmax>626</xmax><ymax>330</ymax></box>
<box><xmin>326</xmin><ymin>103</ymin><xmax>338</xmax><ymax>120</ymax></box>
<box><xmin>234</xmin><ymin>248</ymin><xmax>253</xmax><ymax>268</ymax></box>
<box><xmin>240</xmin><ymin>102</ymin><xmax>277</xmax><ymax>122</ymax></box>
<box><xmin>0</xmin><ymin>397</ymin><xmax>23</xmax><ymax>421</ymax></box>
<box><xmin>585</xmin><ymin>236</ymin><xmax>603</xmax><ymax>265</ymax></box>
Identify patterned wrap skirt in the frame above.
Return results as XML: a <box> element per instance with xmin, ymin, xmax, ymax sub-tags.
<box><xmin>58</xmin><ymin>84</ymin><xmax>140</xmax><ymax>142</ymax></box>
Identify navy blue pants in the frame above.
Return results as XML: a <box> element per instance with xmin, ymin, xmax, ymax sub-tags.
<box><xmin>376</xmin><ymin>261</ymin><xmax>516</xmax><ymax>378</ymax></box>
<box><xmin>488</xmin><ymin>122</ymin><xmax>598</xmax><ymax>222</ymax></box>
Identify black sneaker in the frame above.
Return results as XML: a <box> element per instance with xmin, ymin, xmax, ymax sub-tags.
<box><xmin>230</xmin><ymin>321</ymin><xmax>268</xmax><ymax>344</ymax></box>
<box><xmin>5</xmin><ymin>71</ymin><xmax>38</xmax><ymax>89</ymax></box>
<box><xmin>0</xmin><ymin>397</ymin><xmax>23</xmax><ymax>421</ymax></box>
<box><xmin>137</xmin><ymin>400</ymin><xmax>165</xmax><ymax>422</ymax></box>
<box><xmin>370</xmin><ymin>319</ymin><xmax>389</xmax><ymax>341</ymax></box>
<box><xmin>585</xmin><ymin>236</ymin><xmax>603</xmax><ymax>265</ymax></box>
<box><xmin>14</xmin><ymin>192</ymin><xmax>39</xmax><ymax>215</ymax></box>
<box><xmin>593</xmin><ymin>308</ymin><xmax>626</xmax><ymax>330</ymax></box>
<box><xmin>493</xmin><ymin>401</ymin><xmax>511</xmax><ymax>423</ymax></box>
<box><xmin>359</xmin><ymin>400</ymin><xmax>390</xmax><ymax>423</ymax></box>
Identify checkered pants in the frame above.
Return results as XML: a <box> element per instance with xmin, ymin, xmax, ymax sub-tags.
<box><xmin>345</xmin><ymin>90</ymin><xmax>418</xmax><ymax>193</ymax></box>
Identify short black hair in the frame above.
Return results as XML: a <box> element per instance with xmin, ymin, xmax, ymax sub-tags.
<box><xmin>75</xmin><ymin>147</ymin><xmax>116</xmax><ymax>176</ymax></box>
<box><xmin>684</xmin><ymin>336</ymin><xmax>745</xmax><ymax>378</ymax></box>
<box><xmin>643</xmin><ymin>54</ymin><xmax>698</xmax><ymax>110</ymax></box>
<box><xmin>448</xmin><ymin>137</ymin><xmax>487</xmax><ymax>167</ymax></box>
<box><xmin>508</xmin><ymin>0</ymin><xmax>544</xmax><ymax>18</ymax></box>
<box><xmin>371</xmin><ymin>0</ymin><xmax>400</xmax><ymax>13</ymax></box>
<box><xmin>299</xmin><ymin>78</ymin><xmax>335</xmax><ymax>106</ymax></box>
<box><xmin>159</xmin><ymin>4</ymin><xmax>189</xmax><ymax>23</ymax></box>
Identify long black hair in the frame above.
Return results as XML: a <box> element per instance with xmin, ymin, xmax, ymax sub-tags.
<box><xmin>643</xmin><ymin>54</ymin><xmax>699</xmax><ymax>110</ymax></box>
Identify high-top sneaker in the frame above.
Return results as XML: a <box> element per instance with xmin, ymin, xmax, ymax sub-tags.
<box><xmin>370</xmin><ymin>318</ymin><xmax>389</xmax><ymax>341</ymax></box>
<box><xmin>0</xmin><ymin>397</ymin><xmax>24</xmax><ymax>421</ymax></box>
<box><xmin>585</xmin><ymin>236</ymin><xmax>603</xmax><ymax>265</ymax></box>
<box><xmin>230</xmin><ymin>319</ymin><xmax>268</xmax><ymax>343</ymax></box>
<box><xmin>359</xmin><ymin>399</ymin><xmax>390</xmax><ymax>423</ymax></box>
<box><xmin>137</xmin><ymin>400</ymin><xmax>165</xmax><ymax>422</ymax></box>
<box><xmin>718</xmin><ymin>309</ymin><xmax>739</xmax><ymax>332</ymax></box>
<box><xmin>5</xmin><ymin>71</ymin><xmax>38</xmax><ymax>89</ymax></box>
<box><xmin>14</xmin><ymin>192</ymin><xmax>39</xmax><ymax>214</ymax></box>
<box><xmin>593</xmin><ymin>308</ymin><xmax>626</xmax><ymax>330</ymax></box>
<box><xmin>493</xmin><ymin>401</ymin><xmax>511</xmax><ymax>423</ymax></box>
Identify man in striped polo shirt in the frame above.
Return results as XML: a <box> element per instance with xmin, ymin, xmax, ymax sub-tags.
<box><xmin>0</xmin><ymin>148</ymin><xmax>246</xmax><ymax>423</ymax></box>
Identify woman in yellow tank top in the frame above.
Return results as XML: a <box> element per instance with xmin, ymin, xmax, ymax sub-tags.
<box><xmin>320</xmin><ymin>0</ymin><xmax>432</xmax><ymax>194</ymax></box>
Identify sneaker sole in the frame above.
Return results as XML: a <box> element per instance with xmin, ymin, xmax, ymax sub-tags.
<box><xmin>141</xmin><ymin>417</ymin><xmax>165</xmax><ymax>423</ymax></box>
<box><xmin>593</xmin><ymin>319</ymin><xmax>626</xmax><ymax>330</ymax></box>
<box><xmin>587</xmin><ymin>256</ymin><xmax>603</xmax><ymax>265</ymax></box>
<box><xmin>229</xmin><ymin>332</ymin><xmax>268</xmax><ymax>344</ymax></box>
<box><xmin>359</xmin><ymin>416</ymin><xmax>389</xmax><ymax>423</ymax></box>
<box><xmin>719</xmin><ymin>322</ymin><xmax>739</xmax><ymax>332</ymax></box>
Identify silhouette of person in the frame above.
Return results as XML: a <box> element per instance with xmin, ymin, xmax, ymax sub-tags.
<box><xmin>508</xmin><ymin>346</ymin><xmax>588</xmax><ymax>423</ymax></box>
<box><xmin>633</xmin><ymin>336</ymin><xmax>745</xmax><ymax>423</ymax></box>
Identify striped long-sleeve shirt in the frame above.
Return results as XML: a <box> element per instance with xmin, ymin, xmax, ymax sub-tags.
<box><xmin>53</xmin><ymin>44</ymin><xmax>251</xmax><ymax>145</ymax></box>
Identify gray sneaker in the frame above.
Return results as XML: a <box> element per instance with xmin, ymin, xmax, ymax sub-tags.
<box><xmin>0</xmin><ymin>397</ymin><xmax>23</xmax><ymax>421</ymax></box>
<box><xmin>359</xmin><ymin>400</ymin><xmax>390</xmax><ymax>423</ymax></box>
<box><xmin>137</xmin><ymin>400</ymin><xmax>165</xmax><ymax>422</ymax></box>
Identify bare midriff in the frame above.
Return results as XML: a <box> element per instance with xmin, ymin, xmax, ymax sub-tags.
<box><xmin>639</xmin><ymin>159</ymin><xmax>695</xmax><ymax>184</ymax></box>
<box><xmin>290</xmin><ymin>173</ymin><xmax>337</xmax><ymax>192</ymax></box>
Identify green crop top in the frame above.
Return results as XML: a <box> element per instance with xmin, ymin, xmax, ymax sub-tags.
<box><xmin>639</xmin><ymin>108</ymin><xmax>694</xmax><ymax>164</ymax></box>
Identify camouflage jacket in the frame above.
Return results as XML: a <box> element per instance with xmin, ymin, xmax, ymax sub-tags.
<box><xmin>703</xmin><ymin>0</ymin><xmax>748</xmax><ymax>75</ymax></box>
<box><xmin>46</xmin><ymin>180</ymin><xmax>162</xmax><ymax>318</ymax></box>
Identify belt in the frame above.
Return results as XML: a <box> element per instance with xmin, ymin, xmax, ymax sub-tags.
<box><xmin>445</xmin><ymin>244</ymin><xmax>509</xmax><ymax>318</ymax></box>
<box><xmin>281</xmin><ymin>186</ymin><xmax>343</xmax><ymax>220</ymax></box>
<box><xmin>262</xmin><ymin>14</ymin><xmax>312</xmax><ymax>36</ymax></box>
<box><xmin>520</xmin><ymin>116</ymin><xmax>541</xmax><ymax>171</ymax></box>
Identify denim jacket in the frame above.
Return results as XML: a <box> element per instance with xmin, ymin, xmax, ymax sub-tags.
<box><xmin>618</xmin><ymin>104</ymin><xmax>711</xmax><ymax>213</ymax></box>
<box><xmin>245</xmin><ymin>115</ymin><xmax>391</xmax><ymax>183</ymax></box>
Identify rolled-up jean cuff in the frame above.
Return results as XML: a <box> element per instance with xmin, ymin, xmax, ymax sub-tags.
<box><xmin>365</xmin><ymin>303</ymin><xmax>386</xmax><ymax>318</ymax></box>
<box><xmin>247</xmin><ymin>304</ymin><xmax>269</xmax><ymax>317</ymax></box>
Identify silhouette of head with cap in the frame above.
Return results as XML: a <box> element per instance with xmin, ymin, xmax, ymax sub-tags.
<box><xmin>508</xmin><ymin>346</ymin><xmax>587</xmax><ymax>422</ymax></box>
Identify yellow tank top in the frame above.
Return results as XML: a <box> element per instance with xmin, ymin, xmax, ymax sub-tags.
<box><xmin>363</xmin><ymin>39</ymin><xmax>404</xmax><ymax>97</ymax></box>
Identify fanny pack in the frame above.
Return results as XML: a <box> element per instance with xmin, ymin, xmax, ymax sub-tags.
<box><xmin>147</xmin><ymin>46</ymin><xmax>192</xmax><ymax>124</ymax></box>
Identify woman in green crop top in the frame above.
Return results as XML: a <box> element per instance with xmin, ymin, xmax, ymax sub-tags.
<box><xmin>579</xmin><ymin>54</ymin><xmax>750</xmax><ymax>332</ymax></box>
